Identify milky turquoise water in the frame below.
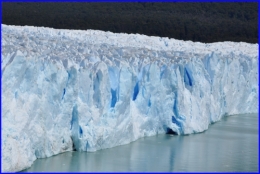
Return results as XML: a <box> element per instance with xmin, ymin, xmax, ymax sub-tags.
<box><xmin>22</xmin><ymin>113</ymin><xmax>258</xmax><ymax>172</ymax></box>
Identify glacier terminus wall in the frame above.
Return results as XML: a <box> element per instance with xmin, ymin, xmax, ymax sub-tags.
<box><xmin>1</xmin><ymin>24</ymin><xmax>258</xmax><ymax>172</ymax></box>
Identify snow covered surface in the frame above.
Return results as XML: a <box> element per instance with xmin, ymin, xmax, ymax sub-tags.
<box><xmin>1</xmin><ymin>24</ymin><xmax>258</xmax><ymax>172</ymax></box>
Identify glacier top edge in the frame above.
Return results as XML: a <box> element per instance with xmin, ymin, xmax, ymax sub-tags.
<box><xmin>2</xmin><ymin>24</ymin><xmax>258</xmax><ymax>58</ymax></box>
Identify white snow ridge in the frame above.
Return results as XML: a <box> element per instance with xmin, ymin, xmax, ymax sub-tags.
<box><xmin>1</xmin><ymin>24</ymin><xmax>258</xmax><ymax>172</ymax></box>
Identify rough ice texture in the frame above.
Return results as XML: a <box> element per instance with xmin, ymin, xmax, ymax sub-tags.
<box><xmin>1</xmin><ymin>24</ymin><xmax>258</xmax><ymax>172</ymax></box>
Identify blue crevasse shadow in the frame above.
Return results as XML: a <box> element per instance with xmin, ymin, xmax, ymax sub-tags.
<box><xmin>62</xmin><ymin>88</ymin><xmax>66</xmax><ymax>100</ymax></box>
<box><xmin>132</xmin><ymin>82</ymin><xmax>139</xmax><ymax>101</ymax></box>
<box><xmin>184</xmin><ymin>67</ymin><xmax>193</xmax><ymax>87</ymax></box>
<box><xmin>110</xmin><ymin>88</ymin><xmax>117</xmax><ymax>107</ymax></box>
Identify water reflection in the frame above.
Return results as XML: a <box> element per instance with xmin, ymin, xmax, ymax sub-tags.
<box><xmin>22</xmin><ymin>114</ymin><xmax>258</xmax><ymax>172</ymax></box>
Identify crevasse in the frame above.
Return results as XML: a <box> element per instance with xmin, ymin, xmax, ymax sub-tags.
<box><xmin>1</xmin><ymin>24</ymin><xmax>258</xmax><ymax>172</ymax></box>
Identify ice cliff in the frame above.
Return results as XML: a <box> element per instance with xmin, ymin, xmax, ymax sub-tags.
<box><xmin>1</xmin><ymin>24</ymin><xmax>258</xmax><ymax>172</ymax></box>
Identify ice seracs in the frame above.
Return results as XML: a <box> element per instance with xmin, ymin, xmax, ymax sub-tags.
<box><xmin>1</xmin><ymin>24</ymin><xmax>258</xmax><ymax>172</ymax></box>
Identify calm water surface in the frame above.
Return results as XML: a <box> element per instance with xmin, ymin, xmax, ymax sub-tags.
<box><xmin>22</xmin><ymin>113</ymin><xmax>258</xmax><ymax>172</ymax></box>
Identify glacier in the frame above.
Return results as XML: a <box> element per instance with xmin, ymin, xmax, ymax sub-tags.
<box><xmin>1</xmin><ymin>24</ymin><xmax>258</xmax><ymax>172</ymax></box>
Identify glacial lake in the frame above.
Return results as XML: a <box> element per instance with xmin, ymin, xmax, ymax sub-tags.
<box><xmin>21</xmin><ymin>113</ymin><xmax>258</xmax><ymax>172</ymax></box>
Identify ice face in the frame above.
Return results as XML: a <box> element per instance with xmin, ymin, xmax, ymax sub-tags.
<box><xmin>1</xmin><ymin>24</ymin><xmax>258</xmax><ymax>172</ymax></box>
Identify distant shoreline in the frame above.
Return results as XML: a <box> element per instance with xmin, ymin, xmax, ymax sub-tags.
<box><xmin>2</xmin><ymin>2</ymin><xmax>258</xmax><ymax>43</ymax></box>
